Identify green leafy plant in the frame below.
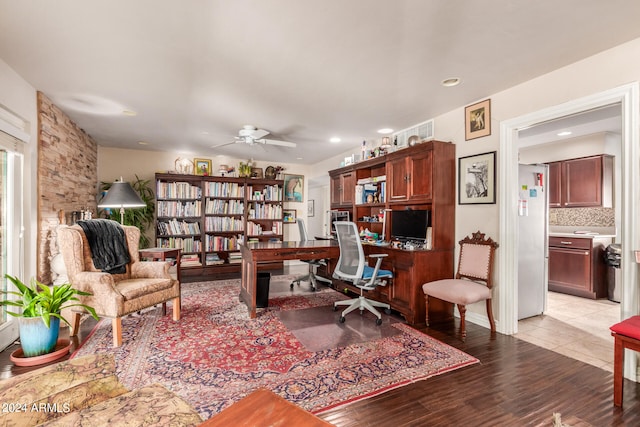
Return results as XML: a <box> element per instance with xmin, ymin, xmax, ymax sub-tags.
<box><xmin>100</xmin><ymin>175</ymin><xmax>155</xmax><ymax>248</ymax></box>
<box><xmin>1</xmin><ymin>275</ymin><xmax>99</xmax><ymax>327</ymax></box>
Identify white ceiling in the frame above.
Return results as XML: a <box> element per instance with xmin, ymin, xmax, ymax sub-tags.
<box><xmin>1</xmin><ymin>1</ymin><xmax>640</xmax><ymax>164</ymax></box>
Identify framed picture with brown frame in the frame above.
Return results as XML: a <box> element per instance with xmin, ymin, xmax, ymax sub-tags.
<box><xmin>465</xmin><ymin>99</ymin><xmax>491</xmax><ymax>141</ymax></box>
<box><xmin>194</xmin><ymin>158</ymin><xmax>212</xmax><ymax>176</ymax></box>
<box><xmin>283</xmin><ymin>209</ymin><xmax>297</xmax><ymax>224</ymax></box>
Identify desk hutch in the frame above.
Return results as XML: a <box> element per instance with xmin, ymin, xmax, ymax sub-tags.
<box><xmin>328</xmin><ymin>140</ymin><xmax>456</xmax><ymax>325</ymax></box>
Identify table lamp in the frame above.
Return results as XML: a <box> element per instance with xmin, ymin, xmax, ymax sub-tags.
<box><xmin>98</xmin><ymin>177</ymin><xmax>146</xmax><ymax>224</ymax></box>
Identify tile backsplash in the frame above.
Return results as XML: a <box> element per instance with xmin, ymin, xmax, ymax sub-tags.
<box><xmin>549</xmin><ymin>207</ymin><xmax>615</xmax><ymax>227</ymax></box>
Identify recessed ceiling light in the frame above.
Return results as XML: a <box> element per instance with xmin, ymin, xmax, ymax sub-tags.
<box><xmin>441</xmin><ymin>78</ymin><xmax>461</xmax><ymax>87</ymax></box>
<box><xmin>138</xmin><ymin>141</ymin><xmax>149</xmax><ymax>145</ymax></box>
<box><xmin>296</xmin><ymin>157</ymin><xmax>303</xmax><ymax>160</ymax></box>
<box><xmin>377</xmin><ymin>128</ymin><xmax>393</xmax><ymax>134</ymax></box>
<box><xmin>557</xmin><ymin>131</ymin><xmax>572</xmax><ymax>136</ymax></box>
<box><xmin>122</xmin><ymin>110</ymin><xmax>137</xmax><ymax>116</ymax></box>
<box><xmin>330</xmin><ymin>137</ymin><xmax>341</xmax><ymax>143</ymax></box>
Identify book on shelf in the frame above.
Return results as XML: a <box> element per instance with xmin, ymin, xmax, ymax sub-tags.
<box><xmin>205</xmin><ymin>253</ymin><xmax>224</xmax><ymax>266</ymax></box>
<box><xmin>228</xmin><ymin>252</ymin><xmax>242</xmax><ymax>264</ymax></box>
<box><xmin>180</xmin><ymin>254</ymin><xmax>202</xmax><ymax>267</ymax></box>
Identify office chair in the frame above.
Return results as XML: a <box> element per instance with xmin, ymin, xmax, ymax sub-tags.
<box><xmin>332</xmin><ymin>221</ymin><xmax>392</xmax><ymax>325</ymax></box>
<box><xmin>290</xmin><ymin>218</ymin><xmax>333</xmax><ymax>291</ymax></box>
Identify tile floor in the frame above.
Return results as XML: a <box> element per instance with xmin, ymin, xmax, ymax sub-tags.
<box><xmin>516</xmin><ymin>291</ymin><xmax>620</xmax><ymax>372</ymax></box>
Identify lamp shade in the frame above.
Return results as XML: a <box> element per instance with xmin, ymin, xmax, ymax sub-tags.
<box><xmin>98</xmin><ymin>180</ymin><xmax>146</xmax><ymax>209</ymax></box>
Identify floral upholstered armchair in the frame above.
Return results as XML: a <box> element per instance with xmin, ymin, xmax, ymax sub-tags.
<box><xmin>58</xmin><ymin>222</ymin><xmax>181</xmax><ymax>347</ymax></box>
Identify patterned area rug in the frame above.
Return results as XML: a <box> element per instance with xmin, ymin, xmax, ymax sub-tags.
<box><xmin>72</xmin><ymin>276</ymin><xmax>479</xmax><ymax>419</ymax></box>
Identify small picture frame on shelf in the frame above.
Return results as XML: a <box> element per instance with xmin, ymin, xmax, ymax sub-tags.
<box><xmin>251</xmin><ymin>167</ymin><xmax>264</xmax><ymax>179</ymax></box>
<box><xmin>194</xmin><ymin>158</ymin><xmax>212</xmax><ymax>176</ymax></box>
<box><xmin>283</xmin><ymin>209</ymin><xmax>296</xmax><ymax>223</ymax></box>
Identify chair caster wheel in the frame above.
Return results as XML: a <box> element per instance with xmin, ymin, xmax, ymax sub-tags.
<box><xmin>384</xmin><ymin>308</ymin><xmax>391</xmax><ymax>315</ymax></box>
<box><xmin>333</xmin><ymin>305</ymin><xmax>338</xmax><ymax>312</ymax></box>
<box><xmin>290</xmin><ymin>283</ymin><xmax>294</xmax><ymax>289</ymax></box>
<box><xmin>376</xmin><ymin>318</ymin><xmax>383</xmax><ymax>326</ymax></box>
<box><xmin>339</xmin><ymin>316</ymin><xmax>345</xmax><ymax>323</ymax></box>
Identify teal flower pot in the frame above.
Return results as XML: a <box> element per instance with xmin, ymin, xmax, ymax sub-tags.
<box><xmin>18</xmin><ymin>316</ymin><xmax>60</xmax><ymax>357</ymax></box>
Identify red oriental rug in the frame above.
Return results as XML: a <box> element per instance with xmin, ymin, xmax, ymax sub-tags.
<box><xmin>72</xmin><ymin>277</ymin><xmax>478</xmax><ymax>419</ymax></box>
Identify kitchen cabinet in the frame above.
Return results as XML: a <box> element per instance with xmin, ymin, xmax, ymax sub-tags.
<box><xmin>548</xmin><ymin>236</ymin><xmax>610</xmax><ymax>299</ymax></box>
<box><xmin>329</xmin><ymin>168</ymin><xmax>356</xmax><ymax>207</ymax></box>
<box><xmin>387</xmin><ymin>150</ymin><xmax>433</xmax><ymax>203</ymax></box>
<box><xmin>547</xmin><ymin>155</ymin><xmax>613</xmax><ymax>208</ymax></box>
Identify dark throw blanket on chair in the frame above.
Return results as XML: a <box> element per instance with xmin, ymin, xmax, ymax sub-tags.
<box><xmin>78</xmin><ymin>219</ymin><xmax>131</xmax><ymax>274</ymax></box>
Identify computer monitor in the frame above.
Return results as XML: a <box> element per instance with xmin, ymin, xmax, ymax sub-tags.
<box><xmin>328</xmin><ymin>210</ymin><xmax>350</xmax><ymax>235</ymax></box>
<box><xmin>390</xmin><ymin>209</ymin><xmax>430</xmax><ymax>241</ymax></box>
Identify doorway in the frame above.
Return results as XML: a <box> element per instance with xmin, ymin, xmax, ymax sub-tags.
<box><xmin>499</xmin><ymin>83</ymin><xmax>640</xmax><ymax>378</ymax></box>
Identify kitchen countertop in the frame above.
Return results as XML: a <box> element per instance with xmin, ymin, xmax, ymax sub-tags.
<box><xmin>548</xmin><ymin>226</ymin><xmax>617</xmax><ymax>239</ymax></box>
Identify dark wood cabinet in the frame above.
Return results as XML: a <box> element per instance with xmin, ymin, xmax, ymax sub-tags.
<box><xmin>547</xmin><ymin>155</ymin><xmax>613</xmax><ymax>208</ymax></box>
<box><xmin>548</xmin><ymin>236</ymin><xmax>610</xmax><ymax>299</ymax></box>
<box><xmin>387</xmin><ymin>149</ymin><xmax>433</xmax><ymax>203</ymax></box>
<box><xmin>327</xmin><ymin>141</ymin><xmax>456</xmax><ymax>325</ymax></box>
<box><xmin>329</xmin><ymin>169</ymin><xmax>356</xmax><ymax>207</ymax></box>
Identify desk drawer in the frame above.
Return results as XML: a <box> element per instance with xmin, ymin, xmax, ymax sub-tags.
<box><xmin>549</xmin><ymin>236</ymin><xmax>591</xmax><ymax>250</ymax></box>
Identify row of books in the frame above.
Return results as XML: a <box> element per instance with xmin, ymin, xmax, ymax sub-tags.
<box><xmin>248</xmin><ymin>203</ymin><xmax>282</xmax><ymax>219</ymax></box>
<box><xmin>228</xmin><ymin>252</ymin><xmax>242</xmax><ymax>264</ymax></box>
<box><xmin>246</xmin><ymin>184</ymin><xmax>282</xmax><ymax>201</ymax></box>
<box><xmin>204</xmin><ymin>181</ymin><xmax>245</xmax><ymax>198</ymax></box>
<box><xmin>156</xmin><ymin>181</ymin><xmax>202</xmax><ymax>199</ymax></box>
<box><xmin>205</xmin><ymin>199</ymin><xmax>244</xmax><ymax>215</ymax></box>
<box><xmin>205</xmin><ymin>253</ymin><xmax>224</xmax><ymax>265</ymax></box>
<box><xmin>157</xmin><ymin>200</ymin><xmax>202</xmax><ymax>217</ymax></box>
<box><xmin>204</xmin><ymin>216</ymin><xmax>244</xmax><ymax>232</ymax></box>
<box><xmin>155</xmin><ymin>237</ymin><xmax>202</xmax><ymax>253</ymax></box>
<box><xmin>246</xmin><ymin>220</ymin><xmax>282</xmax><ymax>236</ymax></box>
<box><xmin>205</xmin><ymin>235</ymin><xmax>240</xmax><ymax>251</ymax></box>
<box><xmin>180</xmin><ymin>254</ymin><xmax>202</xmax><ymax>267</ymax></box>
<box><xmin>157</xmin><ymin>219</ymin><xmax>201</xmax><ymax>236</ymax></box>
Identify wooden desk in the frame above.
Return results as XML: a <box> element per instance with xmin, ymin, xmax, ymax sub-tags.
<box><xmin>239</xmin><ymin>241</ymin><xmax>340</xmax><ymax>318</ymax></box>
<box><xmin>200</xmin><ymin>388</ymin><xmax>332</xmax><ymax>426</ymax></box>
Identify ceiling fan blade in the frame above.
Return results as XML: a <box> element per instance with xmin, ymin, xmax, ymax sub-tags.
<box><xmin>258</xmin><ymin>138</ymin><xmax>297</xmax><ymax>148</ymax></box>
<box><xmin>212</xmin><ymin>140</ymin><xmax>240</xmax><ymax>148</ymax></box>
<box><xmin>250</xmin><ymin>128</ymin><xmax>269</xmax><ymax>140</ymax></box>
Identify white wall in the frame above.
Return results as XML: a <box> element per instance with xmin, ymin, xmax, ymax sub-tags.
<box><xmin>0</xmin><ymin>58</ymin><xmax>37</xmax><ymax>281</ymax></box>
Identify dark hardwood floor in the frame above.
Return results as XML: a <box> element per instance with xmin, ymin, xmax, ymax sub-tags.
<box><xmin>1</xmin><ymin>272</ymin><xmax>639</xmax><ymax>426</ymax></box>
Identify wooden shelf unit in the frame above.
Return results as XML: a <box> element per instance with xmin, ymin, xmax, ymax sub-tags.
<box><xmin>155</xmin><ymin>173</ymin><xmax>284</xmax><ymax>279</ymax></box>
<box><xmin>327</xmin><ymin>140</ymin><xmax>456</xmax><ymax>325</ymax></box>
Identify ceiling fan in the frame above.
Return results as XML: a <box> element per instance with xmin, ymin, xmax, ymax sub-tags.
<box><xmin>213</xmin><ymin>125</ymin><xmax>297</xmax><ymax>148</ymax></box>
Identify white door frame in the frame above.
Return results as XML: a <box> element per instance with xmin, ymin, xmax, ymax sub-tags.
<box><xmin>499</xmin><ymin>83</ymin><xmax>639</xmax><ymax>378</ymax></box>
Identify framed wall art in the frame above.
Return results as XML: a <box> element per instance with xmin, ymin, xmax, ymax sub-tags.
<box><xmin>465</xmin><ymin>99</ymin><xmax>491</xmax><ymax>141</ymax></box>
<box><xmin>458</xmin><ymin>151</ymin><xmax>496</xmax><ymax>204</ymax></box>
<box><xmin>194</xmin><ymin>158</ymin><xmax>212</xmax><ymax>176</ymax></box>
<box><xmin>284</xmin><ymin>174</ymin><xmax>304</xmax><ymax>202</ymax></box>
<box><xmin>283</xmin><ymin>209</ymin><xmax>297</xmax><ymax>223</ymax></box>
<box><xmin>307</xmin><ymin>199</ymin><xmax>315</xmax><ymax>217</ymax></box>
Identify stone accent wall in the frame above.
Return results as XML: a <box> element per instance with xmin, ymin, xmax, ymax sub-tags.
<box><xmin>37</xmin><ymin>92</ymin><xmax>97</xmax><ymax>284</ymax></box>
<box><xmin>549</xmin><ymin>207</ymin><xmax>615</xmax><ymax>227</ymax></box>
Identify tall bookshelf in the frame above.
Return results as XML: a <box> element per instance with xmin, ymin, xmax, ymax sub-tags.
<box><xmin>155</xmin><ymin>173</ymin><xmax>284</xmax><ymax>279</ymax></box>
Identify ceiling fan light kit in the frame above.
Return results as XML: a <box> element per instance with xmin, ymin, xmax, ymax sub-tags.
<box><xmin>212</xmin><ymin>125</ymin><xmax>297</xmax><ymax>149</ymax></box>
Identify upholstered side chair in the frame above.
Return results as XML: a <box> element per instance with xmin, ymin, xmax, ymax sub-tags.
<box><xmin>422</xmin><ymin>231</ymin><xmax>498</xmax><ymax>340</ymax></box>
<box><xmin>58</xmin><ymin>223</ymin><xmax>181</xmax><ymax>347</ymax></box>
<box><xmin>290</xmin><ymin>218</ymin><xmax>332</xmax><ymax>291</ymax></box>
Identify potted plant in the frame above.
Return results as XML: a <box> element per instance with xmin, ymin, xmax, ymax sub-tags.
<box><xmin>1</xmin><ymin>274</ymin><xmax>99</xmax><ymax>357</ymax></box>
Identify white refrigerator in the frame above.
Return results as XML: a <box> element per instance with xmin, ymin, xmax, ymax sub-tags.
<box><xmin>518</xmin><ymin>164</ymin><xmax>548</xmax><ymax>320</ymax></box>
